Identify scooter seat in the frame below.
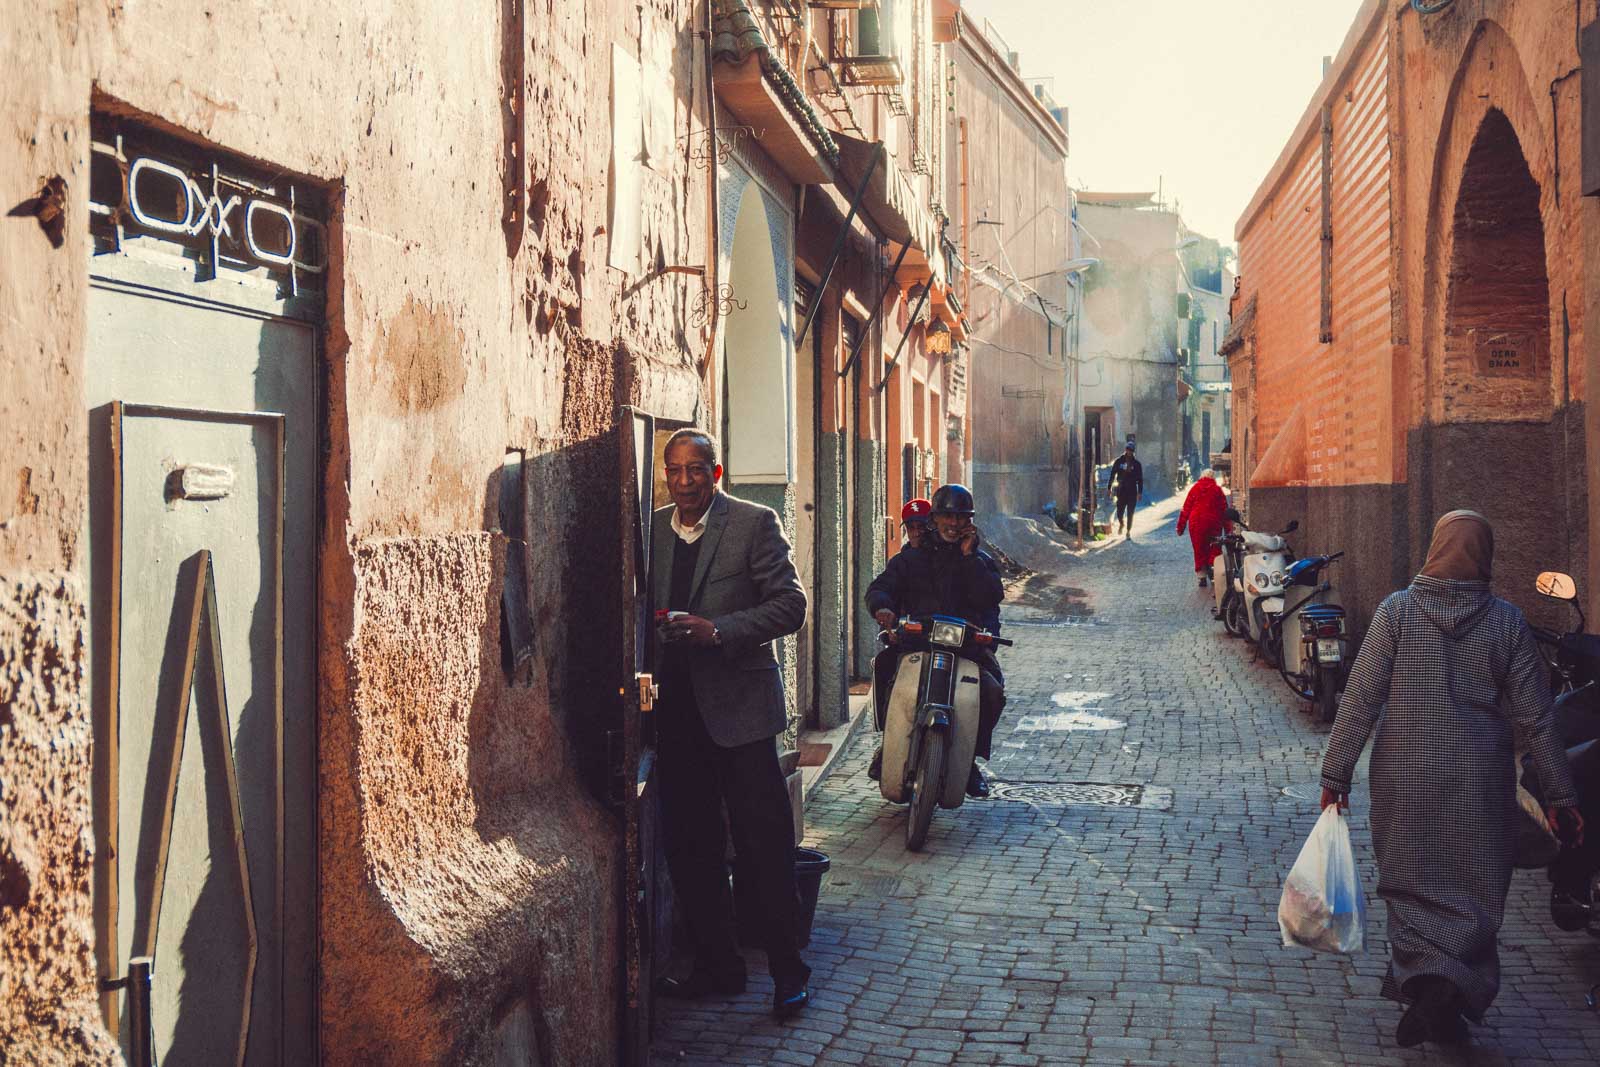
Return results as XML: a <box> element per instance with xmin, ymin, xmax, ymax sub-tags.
<box><xmin>1241</xmin><ymin>531</ymin><xmax>1286</xmax><ymax>551</ymax></box>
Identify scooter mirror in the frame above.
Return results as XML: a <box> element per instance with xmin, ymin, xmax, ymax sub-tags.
<box><xmin>1225</xmin><ymin>507</ymin><xmax>1243</xmax><ymax>523</ymax></box>
<box><xmin>1284</xmin><ymin>520</ymin><xmax>1299</xmax><ymax>534</ymax></box>
<box><xmin>1536</xmin><ymin>571</ymin><xmax>1578</xmax><ymax>601</ymax></box>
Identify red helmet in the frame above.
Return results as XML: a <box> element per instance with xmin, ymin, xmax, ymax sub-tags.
<box><xmin>901</xmin><ymin>498</ymin><xmax>933</xmax><ymax>525</ymax></box>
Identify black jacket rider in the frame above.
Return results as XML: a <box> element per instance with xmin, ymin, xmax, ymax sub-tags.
<box><xmin>865</xmin><ymin>538</ymin><xmax>1004</xmax><ymax>635</ymax></box>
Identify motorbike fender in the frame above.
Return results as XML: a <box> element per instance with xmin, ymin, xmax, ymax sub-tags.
<box><xmin>937</xmin><ymin>658</ymin><xmax>986</xmax><ymax>810</ymax></box>
<box><xmin>1259</xmin><ymin>596</ymin><xmax>1285</xmax><ymax>615</ymax></box>
<box><xmin>879</xmin><ymin>653</ymin><xmax>925</xmax><ymax>803</ymax></box>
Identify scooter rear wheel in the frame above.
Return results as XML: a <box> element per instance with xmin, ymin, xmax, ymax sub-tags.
<box><xmin>906</xmin><ymin>729</ymin><xmax>947</xmax><ymax>852</ymax></box>
<box><xmin>1317</xmin><ymin>672</ymin><xmax>1340</xmax><ymax>723</ymax></box>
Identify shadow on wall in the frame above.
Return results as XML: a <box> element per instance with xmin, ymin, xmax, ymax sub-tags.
<box><xmin>460</xmin><ymin>441</ymin><xmax>626</xmax><ymax>1063</ymax></box>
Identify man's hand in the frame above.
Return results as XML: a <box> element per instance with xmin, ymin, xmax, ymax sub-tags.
<box><xmin>664</xmin><ymin>613</ymin><xmax>719</xmax><ymax>647</ymax></box>
<box><xmin>1320</xmin><ymin>788</ymin><xmax>1349</xmax><ymax>813</ymax></box>
<box><xmin>874</xmin><ymin>608</ymin><xmax>897</xmax><ymax>631</ymax></box>
<box><xmin>1547</xmin><ymin>804</ymin><xmax>1586</xmax><ymax>847</ymax></box>
<box><xmin>959</xmin><ymin>524</ymin><xmax>979</xmax><ymax>557</ymax></box>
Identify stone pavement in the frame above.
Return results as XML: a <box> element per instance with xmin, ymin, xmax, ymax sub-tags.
<box><xmin>649</xmin><ymin>497</ymin><xmax>1600</xmax><ymax>1066</ymax></box>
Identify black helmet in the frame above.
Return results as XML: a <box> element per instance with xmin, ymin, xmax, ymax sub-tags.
<box><xmin>931</xmin><ymin>483</ymin><xmax>975</xmax><ymax>516</ymax></box>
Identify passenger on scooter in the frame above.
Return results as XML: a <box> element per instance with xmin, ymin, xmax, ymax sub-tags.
<box><xmin>865</xmin><ymin>484</ymin><xmax>1006</xmax><ymax>798</ymax></box>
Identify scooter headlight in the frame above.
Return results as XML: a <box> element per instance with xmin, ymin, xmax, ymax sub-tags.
<box><xmin>930</xmin><ymin>620</ymin><xmax>966</xmax><ymax>647</ymax></box>
<box><xmin>1254</xmin><ymin>572</ymin><xmax>1269</xmax><ymax>589</ymax></box>
<box><xmin>1271</xmin><ymin>571</ymin><xmax>1286</xmax><ymax>587</ymax></box>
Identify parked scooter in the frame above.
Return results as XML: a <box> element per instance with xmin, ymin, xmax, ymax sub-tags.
<box><xmin>1258</xmin><ymin>553</ymin><xmax>1349</xmax><ymax>722</ymax></box>
<box><xmin>878</xmin><ymin>614</ymin><xmax>1012</xmax><ymax>851</ymax></box>
<box><xmin>1229</xmin><ymin>516</ymin><xmax>1300</xmax><ymax>655</ymax></box>
<box><xmin>1520</xmin><ymin>571</ymin><xmax>1600</xmax><ymax>965</ymax></box>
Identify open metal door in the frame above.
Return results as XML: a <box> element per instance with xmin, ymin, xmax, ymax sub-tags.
<box><xmin>619</xmin><ymin>406</ymin><xmax>660</xmax><ymax>1065</ymax></box>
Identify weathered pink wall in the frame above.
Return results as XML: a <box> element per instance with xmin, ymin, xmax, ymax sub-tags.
<box><xmin>1</xmin><ymin>1</ymin><xmax>706</xmax><ymax>1063</ymax></box>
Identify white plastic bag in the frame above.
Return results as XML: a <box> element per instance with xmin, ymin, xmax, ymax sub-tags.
<box><xmin>1278</xmin><ymin>806</ymin><xmax>1366</xmax><ymax>954</ymax></box>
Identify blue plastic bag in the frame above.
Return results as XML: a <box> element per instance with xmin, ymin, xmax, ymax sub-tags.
<box><xmin>1278</xmin><ymin>806</ymin><xmax>1366</xmax><ymax>954</ymax></box>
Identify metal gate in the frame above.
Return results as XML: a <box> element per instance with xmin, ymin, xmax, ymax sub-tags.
<box><xmin>85</xmin><ymin>120</ymin><xmax>321</xmax><ymax>1065</ymax></box>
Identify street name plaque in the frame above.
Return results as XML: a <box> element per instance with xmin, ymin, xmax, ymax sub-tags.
<box><xmin>1471</xmin><ymin>329</ymin><xmax>1536</xmax><ymax>377</ymax></box>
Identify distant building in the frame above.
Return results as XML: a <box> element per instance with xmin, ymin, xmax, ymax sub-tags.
<box><xmin>1073</xmin><ymin>192</ymin><xmax>1188</xmax><ymax>500</ymax></box>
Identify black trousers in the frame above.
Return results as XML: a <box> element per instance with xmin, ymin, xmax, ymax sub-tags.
<box><xmin>872</xmin><ymin>647</ymin><xmax>1006</xmax><ymax>759</ymax></box>
<box><xmin>656</xmin><ymin>681</ymin><xmax>806</xmax><ymax>984</ymax></box>
<box><xmin>1115</xmin><ymin>496</ymin><xmax>1137</xmax><ymax>526</ymax></box>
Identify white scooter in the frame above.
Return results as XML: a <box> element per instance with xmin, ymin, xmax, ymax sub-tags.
<box><xmin>1259</xmin><ymin>554</ymin><xmax>1349</xmax><ymax>722</ymax></box>
<box><xmin>878</xmin><ymin>614</ymin><xmax>1011</xmax><ymax>851</ymax></box>
<box><xmin>1228</xmin><ymin>517</ymin><xmax>1299</xmax><ymax>649</ymax></box>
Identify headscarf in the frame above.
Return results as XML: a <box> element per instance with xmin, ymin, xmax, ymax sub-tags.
<box><xmin>1419</xmin><ymin>509</ymin><xmax>1494</xmax><ymax>582</ymax></box>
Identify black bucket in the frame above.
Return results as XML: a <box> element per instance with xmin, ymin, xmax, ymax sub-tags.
<box><xmin>793</xmin><ymin>847</ymin><xmax>830</xmax><ymax>948</ymax></box>
<box><xmin>733</xmin><ymin>847</ymin><xmax>831</xmax><ymax>949</ymax></box>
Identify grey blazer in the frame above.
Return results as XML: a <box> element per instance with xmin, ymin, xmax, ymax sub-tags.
<box><xmin>651</xmin><ymin>491</ymin><xmax>807</xmax><ymax>748</ymax></box>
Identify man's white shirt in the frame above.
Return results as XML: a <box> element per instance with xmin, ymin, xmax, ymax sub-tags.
<box><xmin>671</xmin><ymin>506</ymin><xmax>708</xmax><ymax>545</ymax></box>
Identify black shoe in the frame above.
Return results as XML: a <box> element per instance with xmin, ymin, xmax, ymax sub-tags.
<box><xmin>966</xmin><ymin>764</ymin><xmax>990</xmax><ymax>799</ymax></box>
<box><xmin>868</xmin><ymin>746</ymin><xmax>883</xmax><ymax>781</ymax></box>
<box><xmin>772</xmin><ymin>968</ymin><xmax>810</xmax><ymax>1020</ymax></box>
<box><xmin>1396</xmin><ymin>977</ymin><xmax>1466</xmax><ymax>1047</ymax></box>
<box><xmin>656</xmin><ymin>966</ymin><xmax>747</xmax><ymax>1000</ymax></box>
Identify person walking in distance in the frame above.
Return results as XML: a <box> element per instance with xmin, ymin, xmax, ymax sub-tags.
<box><xmin>1108</xmin><ymin>441</ymin><xmax>1143</xmax><ymax>539</ymax></box>
<box><xmin>1320</xmin><ymin>511</ymin><xmax>1583</xmax><ymax>1048</ymax></box>
<box><xmin>1176</xmin><ymin>468</ymin><xmax>1229</xmax><ymax>586</ymax></box>
<box><xmin>649</xmin><ymin>428</ymin><xmax>812</xmax><ymax>1019</ymax></box>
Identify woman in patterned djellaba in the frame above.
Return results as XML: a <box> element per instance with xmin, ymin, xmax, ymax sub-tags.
<box><xmin>1319</xmin><ymin>510</ymin><xmax>1583</xmax><ymax>1048</ymax></box>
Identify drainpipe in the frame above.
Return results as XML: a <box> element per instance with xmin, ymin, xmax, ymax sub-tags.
<box><xmin>701</xmin><ymin>0</ymin><xmax>721</xmax><ymax>401</ymax></box>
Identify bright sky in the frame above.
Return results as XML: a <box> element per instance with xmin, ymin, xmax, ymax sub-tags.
<box><xmin>961</xmin><ymin>0</ymin><xmax>1368</xmax><ymax>246</ymax></box>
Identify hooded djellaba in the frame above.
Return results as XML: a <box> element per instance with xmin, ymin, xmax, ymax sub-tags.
<box><xmin>1319</xmin><ymin>510</ymin><xmax>1583</xmax><ymax>1049</ymax></box>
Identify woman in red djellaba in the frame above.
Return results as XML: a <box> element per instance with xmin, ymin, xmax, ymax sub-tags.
<box><xmin>1176</xmin><ymin>469</ymin><xmax>1229</xmax><ymax>587</ymax></box>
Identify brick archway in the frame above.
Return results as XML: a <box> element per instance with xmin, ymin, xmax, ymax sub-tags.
<box><xmin>1414</xmin><ymin>20</ymin><xmax>1580</xmax><ymax>621</ymax></box>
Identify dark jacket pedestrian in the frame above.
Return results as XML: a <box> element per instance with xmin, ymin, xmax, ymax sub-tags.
<box><xmin>650</xmin><ymin>430</ymin><xmax>812</xmax><ymax>1018</ymax></box>
<box><xmin>1320</xmin><ymin>510</ymin><xmax>1580</xmax><ymax>1047</ymax></box>
<box><xmin>1108</xmin><ymin>446</ymin><xmax>1143</xmax><ymax>536</ymax></box>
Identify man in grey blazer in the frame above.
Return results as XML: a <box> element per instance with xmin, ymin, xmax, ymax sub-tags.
<box><xmin>651</xmin><ymin>427</ymin><xmax>811</xmax><ymax>1018</ymax></box>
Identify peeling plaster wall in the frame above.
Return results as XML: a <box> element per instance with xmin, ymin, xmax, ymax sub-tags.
<box><xmin>0</xmin><ymin>577</ymin><xmax>118</xmax><ymax>1065</ymax></box>
<box><xmin>2</xmin><ymin>0</ymin><xmax>706</xmax><ymax>1062</ymax></box>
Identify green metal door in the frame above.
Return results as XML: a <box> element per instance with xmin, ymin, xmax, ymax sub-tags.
<box><xmin>86</xmin><ymin>259</ymin><xmax>318</xmax><ymax>1063</ymax></box>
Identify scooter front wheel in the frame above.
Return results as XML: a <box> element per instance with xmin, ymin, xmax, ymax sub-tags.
<box><xmin>906</xmin><ymin>729</ymin><xmax>947</xmax><ymax>852</ymax></box>
<box><xmin>1222</xmin><ymin>595</ymin><xmax>1248</xmax><ymax>638</ymax></box>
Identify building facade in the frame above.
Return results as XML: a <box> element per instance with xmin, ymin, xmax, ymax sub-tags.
<box><xmin>948</xmin><ymin>17</ymin><xmax>1074</xmax><ymax>519</ymax></box>
<box><xmin>1229</xmin><ymin>0</ymin><xmax>1600</xmax><ymax>636</ymax></box>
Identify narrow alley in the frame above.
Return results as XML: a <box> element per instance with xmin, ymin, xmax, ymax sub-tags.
<box><xmin>650</xmin><ymin>498</ymin><xmax>1600</xmax><ymax>1067</ymax></box>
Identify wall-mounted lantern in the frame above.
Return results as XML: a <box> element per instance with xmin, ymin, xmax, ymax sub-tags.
<box><xmin>925</xmin><ymin>318</ymin><xmax>952</xmax><ymax>355</ymax></box>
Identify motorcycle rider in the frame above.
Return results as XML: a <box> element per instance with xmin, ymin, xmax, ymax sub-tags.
<box><xmin>865</xmin><ymin>484</ymin><xmax>1006</xmax><ymax>798</ymax></box>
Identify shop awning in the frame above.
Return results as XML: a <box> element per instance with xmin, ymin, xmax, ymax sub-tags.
<box><xmin>834</xmin><ymin>132</ymin><xmax>942</xmax><ymax>285</ymax></box>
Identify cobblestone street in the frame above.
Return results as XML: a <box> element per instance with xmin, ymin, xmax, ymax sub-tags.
<box><xmin>650</xmin><ymin>497</ymin><xmax>1600</xmax><ymax>1066</ymax></box>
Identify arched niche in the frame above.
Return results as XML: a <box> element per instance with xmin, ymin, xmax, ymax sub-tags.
<box><xmin>1441</xmin><ymin>108</ymin><xmax>1553</xmax><ymax>424</ymax></box>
